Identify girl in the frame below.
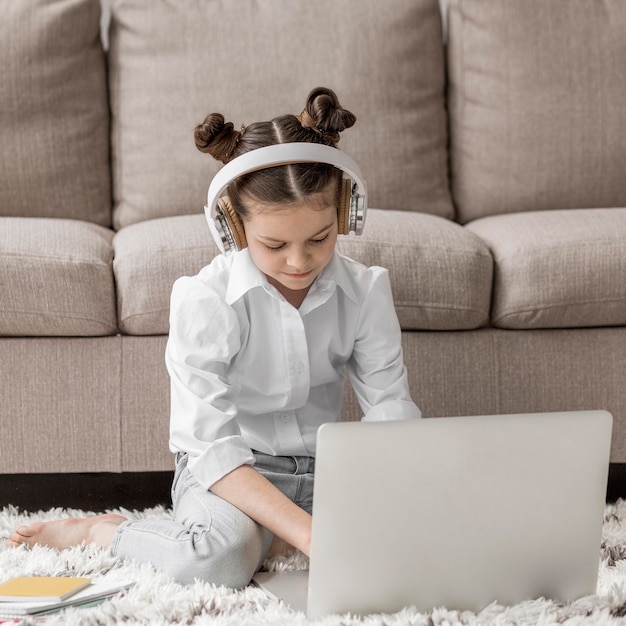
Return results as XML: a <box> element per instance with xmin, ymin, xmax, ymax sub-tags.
<box><xmin>8</xmin><ymin>87</ymin><xmax>421</xmax><ymax>588</ymax></box>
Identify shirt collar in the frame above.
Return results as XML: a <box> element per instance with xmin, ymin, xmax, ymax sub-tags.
<box><xmin>225</xmin><ymin>249</ymin><xmax>267</xmax><ymax>305</ymax></box>
<box><xmin>224</xmin><ymin>249</ymin><xmax>360</xmax><ymax>306</ymax></box>
<box><xmin>308</xmin><ymin>252</ymin><xmax>360</xmax><ymax>305</ymax></box>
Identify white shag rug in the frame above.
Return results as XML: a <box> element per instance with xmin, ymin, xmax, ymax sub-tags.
<box><xmin>2</xmin><ymin>501</ymin><xmax>626</xmax><ymax>625</ymax></box>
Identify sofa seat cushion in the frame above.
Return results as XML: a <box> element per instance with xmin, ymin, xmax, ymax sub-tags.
<box><xmin>113</xmin><ymin>216</ymin><xmax>216</xmax><ymax>335</ymax></box>
<box><xmin>466</xmin><ymin>209</ymin><xmax>626</xmax><ymax>329</ymax></box>
<box><xmin>0</xmin><ymin>0</ymin><xmax>111</xmax><ymax>226</ymax></box>
<box><xmin>0</xmin><ymin>218</ymin><xmax>116</xmax><ymax>336</ymax></box>
<box><xmin>338</xmin><ymin>210</ymin><xmax>493</xmax><ymax>330</ymax></box>
<box><xmin>114</xmin><ymin>210</ymin><xmax>493</xmax><ymax>336</ymax></box>
<box><xmin>109</xmin><ymin>0</ymin><xmax>453</xmax><ymax>229</ymax></box>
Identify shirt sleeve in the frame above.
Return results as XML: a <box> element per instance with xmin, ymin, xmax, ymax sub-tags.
<box><xmin>166</xmin><ymin>274</ymin><xmax>255</xmax><ymax>490</ymax></box>
<box><xmin>347</xmin><ymin>267</ymin><xmax>422</xmax><ymax>422</ymax></box>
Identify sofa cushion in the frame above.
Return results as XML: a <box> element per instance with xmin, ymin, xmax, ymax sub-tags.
<box><xmin>0</xmin><ymin>0</ymin><xmax>111</xmax><ymax>226</ymax></box>
<box><xmin>338</xmin><ymin>210</ymin><xmax>493</xmax><ymax>330</ymax></box>
<box><xmin>113</xmin><ymin>216</ymin><xmax>216</xmax><ymax>335</ymax></box>
<box><xmin>447</xmin><ymin>0</ymin><xmax>626</xmax><ymax>223</ymax></box>
<box><xmin>114</xmin><ymin>210</ymin><xmax>492</xmax><ymax>335</ymax></box>
<box><xmin>0</xmin><ymin>218</ymin><xmax>117</xmax><ymax>336</ymax></box>
<box><xmin>466</xmin><ymin>209</ymin><xmax>626</xmax><ymax>330</ymax></box>
<box><xmin>109</xmin><ymin>0</ymin><xmax>453</xmax><ymax>229</ymax></box>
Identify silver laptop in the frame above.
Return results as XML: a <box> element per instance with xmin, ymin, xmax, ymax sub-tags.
<box><xmin>253</xmin><ymin>410</ymin><xmax>612</xmax><ymax>619</ymax></box>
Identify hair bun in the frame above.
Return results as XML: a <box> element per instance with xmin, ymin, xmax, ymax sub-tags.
<box><xmin>300</xmin><ymin>87</ymin><xmax>357</xmax><ymax>144</ymax></box>
<box><xmin>194</xmin><ymin>113</ymin><xmax>241</xmax><ymax>163</ymax></box>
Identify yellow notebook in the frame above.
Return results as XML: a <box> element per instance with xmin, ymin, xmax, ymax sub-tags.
<box><xmin>0</xmin><ymin>577</ymin><xmax>91</xmax><ymax>602</ymax></box>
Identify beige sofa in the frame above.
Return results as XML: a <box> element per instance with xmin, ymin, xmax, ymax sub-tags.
<box><xmin>1</xmin><ymin>0</ymin><xmax>625</xmax><ymax>481</ymax></box>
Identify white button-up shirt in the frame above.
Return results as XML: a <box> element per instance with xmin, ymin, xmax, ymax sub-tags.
<box><xmin>166</xmin><ymin>250</ymin><xmax>421</xmax><ymax>489</ymax></box>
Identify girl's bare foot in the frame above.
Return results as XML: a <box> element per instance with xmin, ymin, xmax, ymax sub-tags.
<box><xmin>6</xmin><ymin>514</ymin><xmax>126</xmax><ymax>550</ymax></box>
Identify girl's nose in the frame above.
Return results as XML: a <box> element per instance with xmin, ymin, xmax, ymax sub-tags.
<box><xmin>286</xmin><ymin>246</ymin><xmax>310</xmax><ymax>270</ymax></box>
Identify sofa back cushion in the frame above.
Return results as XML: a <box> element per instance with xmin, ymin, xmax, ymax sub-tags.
<box><xmin>447</xmin><ymin>0</ymin><xmax>626</xmax><ymax>223</ymax></box>
<box><xmin>109</xmin><ymin>0</ymin><xmax>453</xmax><ymax>229</ymax></box>
<box><xmin>0</xmin><ymin>0</ymin><xmax>111</xmax><ymax>226</ymax></box>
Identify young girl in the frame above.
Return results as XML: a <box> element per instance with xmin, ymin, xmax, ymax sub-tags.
<box><xmin>8</xmin><ymin>87</ymin><xmax>421</xmax><ymax>588</ymax></box>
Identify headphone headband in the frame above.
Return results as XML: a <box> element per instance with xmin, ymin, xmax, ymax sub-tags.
<box><xmin>204</xmin><ymin>143</ymin><xmax>368</xmax><ymax>254</ymax></box>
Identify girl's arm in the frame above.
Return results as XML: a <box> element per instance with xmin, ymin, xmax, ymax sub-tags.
<box><xmin>349</xmin><ymin>268</ymin><xmax>422</xmax><ymax>421</ymax></box>
<box><xmin>169</xmin><ymin>275</ymin><xmax>311</xmax><ymax>554</ymax></box>
<box><xmin>167</xmin><ymin>274</ymin><xmax>257</xmax><ymax>490</ymax></box>
<box><xmin>210</xmin><ymin>464</ymin><xmax>312</xmax><ymax>556</ymax></box>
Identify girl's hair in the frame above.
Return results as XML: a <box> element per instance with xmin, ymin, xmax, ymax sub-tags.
<box><xmin>194</xmin><ymin>87</ymin><xmax>356</xmax><ymax>218</ymax></box>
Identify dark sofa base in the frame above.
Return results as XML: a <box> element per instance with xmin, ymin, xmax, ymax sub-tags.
<box><xmin>2</xmin><ymin>465</ymin><xmax>625</xmax><ymax>511</ymax></box>
<box><xmin>1</xmin><ymin>471</ymin><xmax>173</xmax><ymax>511</ymax></box>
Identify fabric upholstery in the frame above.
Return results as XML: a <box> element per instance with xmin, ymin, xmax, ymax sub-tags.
<box><xmin>113</xmin><ymin>210</ymin><xmax>492</xmax><ymax>336</ymax></box>
<box><xmin>447</xmin><ymin>0</ymin><xmax>626</xmax><ymax>223</ymax></box>
<box><xmin>0</xmin><ymin>0</ymin><xmax>111</xmax><ymax>226</ymax></box>
<box><xmin>0</xmin><ymin>218</ymin><xmax>117</xmax><ymax>336</ymax></box>
<box><xmin>108</xmin><ymin>0</ymin><xmax>453</xmax><ymax>229</ymax></box>
<box><xmin>113</xmin><ymin>215</ymin><xmax>216</xmax><ymax>335</ymax></box>
<box><xmin>0</xmin><ymin>337</ymin><xmax>121</xmax><ymax>473</ymax></box>
<box><xmin>120</xmin><ymin>336</ymin><xmax>173</xmax><ymax>472</ymax></box>
<box><xmin>7</xmin><ymin>329</ymin><xmax>617</xmax><ymax>470</ymax></box>
<box><xmin>466</xmin><ymin>209</ymin><xmax>626</xmax><ymax>330</ymax></box>
<box><xmin>401</xmin><ymin>328</ymin><xmax>626</xmax><ymax>462</ymax></box>
<box><xmin>4</xmin><ymin>327</ymin><xmax>626</xmax><ymax>474</ymax></box>
<box><xmin>337</xmin><ymin>209</ymin><xmax>493</xmax><ymax>330</ymax></box>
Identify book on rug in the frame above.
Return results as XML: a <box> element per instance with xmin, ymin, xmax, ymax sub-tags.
<box><xmin>0</xmin><ymin>576</ymin><xmax>91</xmax><ymax>602</ymax></box>
<box><xmin>0</xmin><ymin>579</ymin><xmax>134</xmax><ymax>617</ymax></box>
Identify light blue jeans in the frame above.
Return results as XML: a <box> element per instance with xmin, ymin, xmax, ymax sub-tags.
<box><xmin>110</xmin><ymin>452</ymin><xmax>315</xmax><ymax>588</ymax></box>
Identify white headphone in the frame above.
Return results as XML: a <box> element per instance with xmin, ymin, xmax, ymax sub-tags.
<box><xmin>204</xmin><ymin>143</ymin><xmax>368</xmax><ymax>255</ymax></box>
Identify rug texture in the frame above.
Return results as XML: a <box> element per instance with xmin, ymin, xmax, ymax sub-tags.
<box><xmin>2</xmin><ymin>500</ymin><xmax>626</xmax><ymax>625</ymax></box>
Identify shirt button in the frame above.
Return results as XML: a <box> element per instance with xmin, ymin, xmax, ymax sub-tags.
<box><xmin>280</xmin><ymin>413</ymin><xmax>291</xmax><ymax>423</ymax></box>
<box><xmin>296</xmin><ymin>362</ymin><xmax>305</xmax><ymax>374</ymax></box>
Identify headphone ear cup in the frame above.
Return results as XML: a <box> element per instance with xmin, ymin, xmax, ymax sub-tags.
<box><xmin>218</xmin><ymin>196</ymin><xmax>247</xmax><ymax>251</ymax></box>
<box><xmin>337</xmin><ymin>179</ymin><xmax>352</xmax><ymax>236</ymax></box>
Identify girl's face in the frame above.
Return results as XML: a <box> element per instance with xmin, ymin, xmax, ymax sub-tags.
<box><xmin>243</xmin><ymin>195</ymin><xmax>338</xmax><ymax>306</ymax></box>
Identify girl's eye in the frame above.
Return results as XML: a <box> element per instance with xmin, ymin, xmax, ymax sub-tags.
<box><xmin>311</xmin><ymin>234</ymin><xmax>329</xmax><ymax>245</ymax></box>
<box><xmin>264</xmin><ymin>233</ymin><xmax>329</xmax><ymax>251</ymax></box>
